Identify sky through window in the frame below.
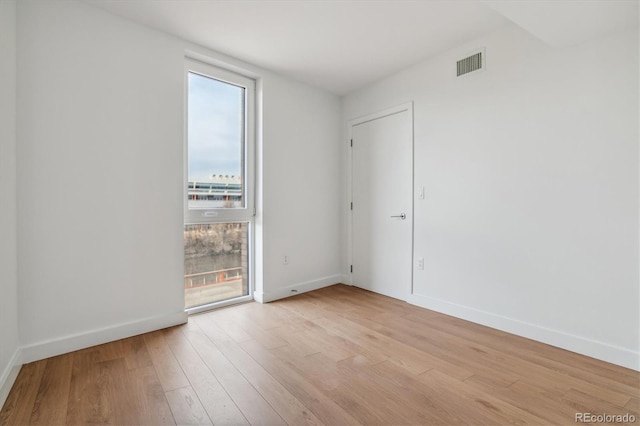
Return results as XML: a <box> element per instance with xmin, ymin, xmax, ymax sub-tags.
<box><xmin>188</xmin><ymin>72</ymin><xmax>244</xmax><ymax>180</ymax></box>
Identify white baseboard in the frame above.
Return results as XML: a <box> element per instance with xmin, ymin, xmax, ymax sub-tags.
<box><xmin>253</xmin><ymin>289</ymin><xmax>265</xmax><ymax>303</ymax></box>
<box><xmin>20</xmin><ymin>311</ymin><xmax>188</xmax><ymax>364</ymax></box>
<box><xmin>0</xmin><ymin>347</ymin><xmax>22</xmax><ymax>410</ymax></box>
<box><xmin>408</xmin><ymin>293</ymin><xmax>639</xmax><ymax>371</ymax></box>
<box><xmin>255</xmin><ymin>274</ymin><xmax>344</xmax><ymax>303</ymax></box>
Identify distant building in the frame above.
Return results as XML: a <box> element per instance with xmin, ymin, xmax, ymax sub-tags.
<box><xmin>188</xmin><ymin>174</ymin><xmax>242</xmax><ymax>208</ymax></box>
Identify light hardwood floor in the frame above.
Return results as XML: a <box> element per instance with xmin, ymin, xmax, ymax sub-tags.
<box><xmin>1</xmin><ymin>284</ymin><xmax>638</xmax><ymax>425</ymax></box>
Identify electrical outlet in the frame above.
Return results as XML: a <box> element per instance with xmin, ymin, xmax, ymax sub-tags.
<box><xmin>417</xmin><ymin>257</ymin><xmax>424</xmax><ymax>270</ymax></box>
<box><xmin>283</xmin><ymin>255</ymin><xmax>289</xmax><ymax>265</ymax></box>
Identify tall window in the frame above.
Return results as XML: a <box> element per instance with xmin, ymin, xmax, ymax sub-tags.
<box><xmin>184</xmin><ymin>58</ymin><xmax>255</xmax><ymax>313</ymax></box>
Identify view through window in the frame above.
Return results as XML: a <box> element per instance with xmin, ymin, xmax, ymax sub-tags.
<box><xmin>184</xmin><ymin>59</ymin><xmax>254</xmax><ymax>311</ymax></box>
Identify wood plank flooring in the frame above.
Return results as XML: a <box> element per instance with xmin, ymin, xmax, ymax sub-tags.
<box><xmin>1</xmin><ymin>284</ymin><xmax>638</xmax><ymax>425</ymax></box>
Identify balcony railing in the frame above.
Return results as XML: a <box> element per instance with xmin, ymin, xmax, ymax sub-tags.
<box><xmin>184</xmin><ymin>267</ymin><xmax>242</xmax><ymax>288</ymax></box>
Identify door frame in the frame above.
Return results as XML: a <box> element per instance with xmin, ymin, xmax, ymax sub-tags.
<box><xmin>347</xmin><ymin>102</ymin><xmax>415</xmax><ymax>297</ymax></box>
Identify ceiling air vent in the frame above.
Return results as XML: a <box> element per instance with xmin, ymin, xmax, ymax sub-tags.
<box><xmin>457</xmin><ymin>50</ymin><xmax>483</xmax><ymax>77</ymax></box>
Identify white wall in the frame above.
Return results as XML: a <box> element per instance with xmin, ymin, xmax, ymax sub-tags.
<box><xmin>16</xmin><ymin>0</ymin><xmax>342</xmax><ymax>362</ymax></box>
<box><xmin>0</xmin><ymin>0</ymin><xmax>21</xmax><ymax>407</ymax></box>
<box><xmin>343</xmin><ymin>24</ymin><xmax>639</xmax><ymax>369</ymax></box>
<box><xmin>260</xmin><ymin>77</ymin><xmax>343</xmax><ymax>302</ymax></box>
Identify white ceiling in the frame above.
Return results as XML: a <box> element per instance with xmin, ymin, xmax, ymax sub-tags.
<box><xmin>84</xmin><ymin>0</ymin><xmax>639</xmax><ymax>96</ymax></box>
<box><xmin>483</xmin><ymin>0</ymin><xmax>639</xmax><ymax>48</ymax></box>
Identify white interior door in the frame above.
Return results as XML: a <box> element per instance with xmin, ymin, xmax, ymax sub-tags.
<box><xmin>351</xmin><ymin>104</ymin><xmax>413</xmax><ymax>300</ymax></box>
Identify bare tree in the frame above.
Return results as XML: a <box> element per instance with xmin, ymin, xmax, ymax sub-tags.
<box><xmin>184</xmin><ymin>223</ymin><xmax>244</xmax><ymax>259</ymax></box>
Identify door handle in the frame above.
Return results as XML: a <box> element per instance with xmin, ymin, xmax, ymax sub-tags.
<box><xmin>391</xmin><ymin>213</ymin><xmax>406</xmax><ymax>220</ymax></box>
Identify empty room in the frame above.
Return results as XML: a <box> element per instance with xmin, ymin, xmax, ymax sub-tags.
<box><xmin>0</xmin><ymin>0</ymin><xmax>638</xmax><ymax>424</ymax></box>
